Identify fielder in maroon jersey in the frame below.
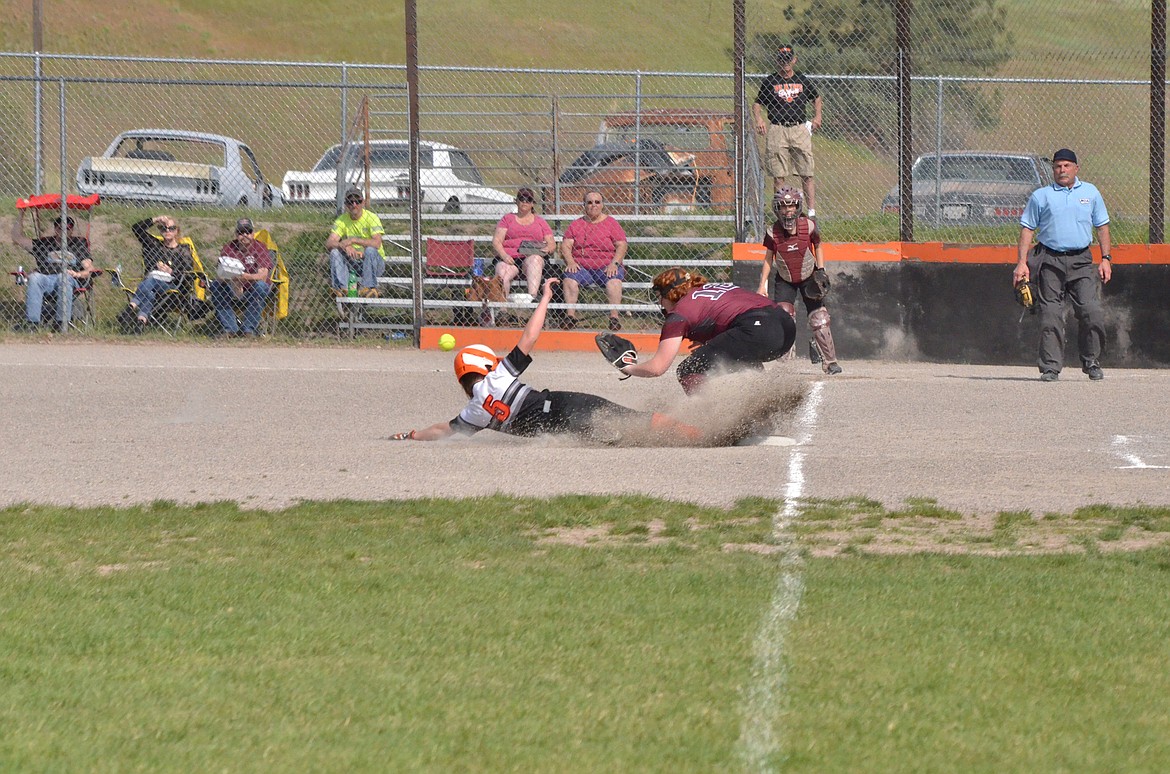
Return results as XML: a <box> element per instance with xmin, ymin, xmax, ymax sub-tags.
<box><xmin>758</xmin><ymin>186</ymin><xmax>843</xmax><ymax>374</ymax></box>
<box><xmin>619</xmin><ymin>267</ymin><xmax>795</xmax><ymax>394</ymax></box>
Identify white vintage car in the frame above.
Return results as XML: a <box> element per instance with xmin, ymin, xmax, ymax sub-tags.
<box><xmin>76</xmin><ymin>129</ymin><xmax>283</xmax><ymax>209</ymax></box>
<box><xmin>281</xmin><ymin>140</ymin><xmax>514</xmax><ymax>216</ymax></box>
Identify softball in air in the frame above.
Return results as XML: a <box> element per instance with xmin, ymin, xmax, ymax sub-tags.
<box><xmin>439</xmin><ymin>333</ymin><xmax>457</xmax><ymax>351</ymax></box>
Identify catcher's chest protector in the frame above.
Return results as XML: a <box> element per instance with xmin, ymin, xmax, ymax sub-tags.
<box><xmin>771</xmin><ymin>217</ymin><xmax>816</xmax><ymax>284</ymax></box>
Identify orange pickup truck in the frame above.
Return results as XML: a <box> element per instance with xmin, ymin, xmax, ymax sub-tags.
<box><xmin>556</xmin><ymin>109</ymin><xmax>735</xmax><ymax>214</ymax></box>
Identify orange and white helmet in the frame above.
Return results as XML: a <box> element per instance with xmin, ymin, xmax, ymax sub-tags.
<box><xmin>453</xmin><ymin>344</ymin><xmax>499</xmax><ymax>380</ymax></box>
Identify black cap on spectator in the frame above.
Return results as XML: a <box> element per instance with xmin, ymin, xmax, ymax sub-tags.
<box><xmin>1052</xmin><ymin>148</ymin><xmax>1078</xmax><ymax>164</ymax></box>
<box><xmin>235</xmin><ymin>218</ymin><xmax>254</xmax><ymax>234</ymax></box>
<box><xmin>777</xmin><ymin>45</ymin><xmax>795</xmax><ymax>63</ymax></box>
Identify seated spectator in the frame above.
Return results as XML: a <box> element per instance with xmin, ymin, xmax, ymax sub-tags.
<box><xmin>120</xmin><ymin>215</ymin><xmax>196</xmax><ymax>334</ymax></box>
<box><xmin>325</xmin><ymin>188</ymin><xmax>385</xmax><ymax>298</ymax></box>
<box><xmin>491</xmin><ymin>187</ymin><xmax>555</xmax><ymax>303</ymax></box>
<box><xmin>208</xmin><ymin>218</ymin><xmax>273</xmax><ymax>338</ymax></box>
<box><xmin>10</xmin><ymin>210</ymin><xmax>94</xmax><ymax>332</ymax></box>
<box><xmin>560</xmin><ymin>191</ymin><xmax>627</xmax><ymax>330</ymax></box>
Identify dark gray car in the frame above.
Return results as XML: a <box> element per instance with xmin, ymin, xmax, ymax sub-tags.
<box><xmin>881</xmin><ymin>152</ymin><xmax>1048</xmax><ymax>226</ymax></box>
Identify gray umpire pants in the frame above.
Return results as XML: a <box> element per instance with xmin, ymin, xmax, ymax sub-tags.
<box><xmin>1034</xmin><ymin>247</ymin><xmax>1105</xmax><ymax>374</ymax></box>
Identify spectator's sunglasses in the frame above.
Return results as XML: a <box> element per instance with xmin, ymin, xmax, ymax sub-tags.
<box><xmin>160</xmin><ymin>224</ymin><xmax>178</xmax><ymax>231</ymax></box>
<box><xmin>345</xmin><ymin>197</ymin><xmax>363</xmax><ymax>205</ymax></box>
<box><xmin>516</xmin><ymin>195</ymin><xmax>534</xmax><ymax>203</ymax></box>
<box><xmin>585</xmin><ymin>198</ymin><xmax>602</xmax><ymax>205</ymax></box>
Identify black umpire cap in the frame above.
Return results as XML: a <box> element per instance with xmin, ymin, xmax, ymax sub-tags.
<box><xmin>1052</xmin><ymin>148</ymin><xmax>1078</xmax><ymax>164</ymax></box>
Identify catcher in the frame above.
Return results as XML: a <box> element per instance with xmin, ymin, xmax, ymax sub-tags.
<box><xmin>390</xmin><ymin>278</ymin><xmax>701</xmax><ymax>444</ymax></box>
<box><xmin>613</xmin><ymin>268</ymin><xmax>794</xmax><ymax>395</ymax></box>
<box><xmin>757</xmin><ymin>187</ymin><xmax>843</xmax><ymax>374</ymax></box>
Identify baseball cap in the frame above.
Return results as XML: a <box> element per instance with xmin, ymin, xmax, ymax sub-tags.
<box><xmin>235</xmin><ymin>218</ymin><xmax>254</xmax><ymax>234</ymax></box>
<box><xmin>1052</xmin><ymin>148</ymin><xmax>1078</xmax><ymax>164</ymax></box>
<box><xmin>777</xmin><ymin>45</ymin><xmax>795</xmax><ymax>63</ymax></box>
<box><xmin>344</xmin><ymin>188</ymin><xmax>364</xmax><ymax>203</ymax></box>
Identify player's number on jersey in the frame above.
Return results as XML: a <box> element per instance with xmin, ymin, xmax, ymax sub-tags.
<box><xmin>691</xmin><ymin>283</ymin><xmax>735</xmax><ymax>302</ymax></box>
<box><xmin>482</xmin><ymin>395</ymin><xmax>511</xmax><ymax>422</ymax></box>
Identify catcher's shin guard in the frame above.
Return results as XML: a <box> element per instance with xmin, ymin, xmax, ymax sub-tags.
<box><xmin>650</xmin><ymin>412</ymin><xmax>702</xmax><ymax>442</ymax></box>
<box><xmin>808</xmin><ymin>307</ymin><xmax>840</xmax><ymax>372</ymax></box>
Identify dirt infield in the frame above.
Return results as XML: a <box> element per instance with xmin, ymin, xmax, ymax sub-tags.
<box><xmin>1</xmin><ymin>341</ymin><xmax>1167</xmax><ymax>515</ymax></box>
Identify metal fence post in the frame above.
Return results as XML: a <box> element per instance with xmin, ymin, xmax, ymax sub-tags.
<box><xmin>1151</xmin><ymin>0</ymin><xmax>1166</xmax><ymax>243</ymax></box>
<box><xmin>934</xmin><ymin>76</ymin><xmax>943</xmax><ymax>224</ymax></box>
<box><xmin>56</xmin><ymin>78</ymin><xmax>68</xmax><ymax>333</ymax></box>
<box><xmin>634</xmin><ymin>70</ymin><xmax>642</xmax><ymax>214</ymax></box>
<box><xmin>34</xmin><ymin>52</ymin><xmax>43</xmax><ymax>195</ymax></box>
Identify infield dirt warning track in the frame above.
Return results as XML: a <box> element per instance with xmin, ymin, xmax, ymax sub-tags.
<box><xmin>1</xmin><ymin>341</ymin><xmax>1167</xmax><ymax>516</ymax></box>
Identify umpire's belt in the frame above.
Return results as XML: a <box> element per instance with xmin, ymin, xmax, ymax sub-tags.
<box><xmin>1038</xmin><ymin>243</ymin><xmax>1089</xmax><ymax>257</ymax></box>
<box><xmin>773</xmin><ymin>122</ymin><xmax>802</xmax><ymax>127</ymax></box>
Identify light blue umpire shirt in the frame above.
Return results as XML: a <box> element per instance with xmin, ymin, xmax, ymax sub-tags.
<box><xmin>1020</xmin><ymin>177</ymin><xmax>1109</xmax><ymax>252</ymax></box>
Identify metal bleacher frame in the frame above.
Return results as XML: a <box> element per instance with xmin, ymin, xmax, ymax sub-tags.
<box><xmin>335</xmin><ymin>232</ymin><xmax>734</xmax><ymax>338</ymax></box>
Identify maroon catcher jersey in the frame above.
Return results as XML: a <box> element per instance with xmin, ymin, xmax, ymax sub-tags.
<box><xmin>762</xmin><ymin>216</ymin><xmax>820</xmax><ymax>283</ymax></box>
<box><xmin>660</xmin><ymin>283</ymin><xmax>776</xmax><ymax>343</ymax></box>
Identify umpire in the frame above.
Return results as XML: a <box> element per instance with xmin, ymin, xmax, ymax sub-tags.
<box><xmin>1014</xmin><ymin>148</ymin><xmax>1112</xmax><ymax>382</ymax></box>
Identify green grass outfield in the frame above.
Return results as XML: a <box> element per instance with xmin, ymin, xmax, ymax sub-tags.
<box><xmin>4</xmin><ymin>496</ymin><xmax>1170</xmax><ymax>771</ymax></box>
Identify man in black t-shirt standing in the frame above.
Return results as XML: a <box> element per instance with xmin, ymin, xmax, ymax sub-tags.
<box><xmin>753</xmin><ymin>44</ymin><xmax>823</xmax><ymax>218</ymax></box>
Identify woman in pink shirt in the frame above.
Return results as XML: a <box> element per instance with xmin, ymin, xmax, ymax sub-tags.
<box><xmin>490</xmin><ymin>187</ymin><xmax>555</xmax><ymax>303</ymax></box>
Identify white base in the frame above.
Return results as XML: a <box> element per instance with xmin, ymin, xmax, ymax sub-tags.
<box><xmin>735</xmin><ymin>435</ymin><xmax>797</xmax><ymax>447</ymax></box>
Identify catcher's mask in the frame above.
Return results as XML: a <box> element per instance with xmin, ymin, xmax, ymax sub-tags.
<box><xmin>453</xmin><ymin>344</ymin><xmax>500</xmax><ymax>380</ymax></box>
<box><xmin>773</xmin><ymin>186</ymin><xmax>802</xmax><ymax>230</ymax></box>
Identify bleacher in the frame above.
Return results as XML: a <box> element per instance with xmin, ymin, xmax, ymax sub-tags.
<box><xmin>335</xmin><ymin>233</ymin><xmax>734</xmax><ymax>337</ymax></box>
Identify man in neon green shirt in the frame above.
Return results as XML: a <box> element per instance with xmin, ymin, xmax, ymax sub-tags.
<box><xmin>325</xmin><ymin>188</ymin><xmax>385</xmax><ymax>297</ymax></box>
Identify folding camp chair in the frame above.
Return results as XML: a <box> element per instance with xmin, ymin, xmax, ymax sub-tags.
<box><xmin>424</xmin><ymin>238</ymin><xmax>475</xmax><ymax>278</ymax></box>
<box><xmin>11</xmin><ymin>193</ymin><xmax>102</xmax><ymax>332</ymax></box>
<box><xmin>253</xmin><ymin>228</ymin><xmax>289</xmax><ymax>335</ymax></box>
<box><xmin>116</xmin><ymin>236</ymin><xmax>210</xmax><ymax>335</ymax></box>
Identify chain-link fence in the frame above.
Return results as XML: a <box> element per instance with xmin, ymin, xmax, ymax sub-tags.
<box><xmin>1</xmin><ymin>0</ymin><xmax>1166</xmax><ymax>340</ymax></box>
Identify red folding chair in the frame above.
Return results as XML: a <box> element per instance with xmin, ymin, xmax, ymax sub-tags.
<box><xmin>11</xmin><ymin>193</ymin><xmax>102</xmax><ymax>330</ymax></box>
<box><xmin>424</xmin><ymin>238</ymin><xmax>475</xmax><ymax>278</ymax></box>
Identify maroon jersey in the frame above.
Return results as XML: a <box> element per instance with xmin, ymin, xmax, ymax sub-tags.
<box><xmin>762</xmin><ymin>216</ymin><xmax>820</xmax><ymax>283</ymax></box>
<box><xmin>660</xmin><ymin>283</ymin><xmax>776</xmax><ymax>343</ymax></box>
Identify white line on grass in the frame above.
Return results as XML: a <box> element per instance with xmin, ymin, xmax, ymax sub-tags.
<box><xmin>737</xmin><ymin>379</ymin><xmax>825</xmax><ymax>772</ymax></box>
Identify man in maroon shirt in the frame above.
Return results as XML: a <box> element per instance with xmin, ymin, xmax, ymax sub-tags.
<box><xmin>620</xmin><ymin>268</ymin><xmax>795</xmax><ymax>394</ymax></box>
<box><xmin>209</xmin><ymin>218</ymin><xmax>274</xmax><ymax>337</ymax></box>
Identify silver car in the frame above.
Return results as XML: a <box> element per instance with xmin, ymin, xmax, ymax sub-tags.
<box><xmin>282</xmin><ymin>140</ymin><xmax>513</xmax><ymax>215</ymax></box>
<box><xmin>77</xmin><ymin>129</ymin><xmax>283</xmax><ymax>210</ymax></box>
<box><xmin>881</xmin><ymin>152</ymin><xmax>1047</xmax><ymax>226</ymax></box>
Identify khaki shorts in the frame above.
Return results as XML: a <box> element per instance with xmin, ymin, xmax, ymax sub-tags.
<box><xmin>765</xmin><ymin>123</ymin><xmax>815</xmax><ymax>179</ymax></box>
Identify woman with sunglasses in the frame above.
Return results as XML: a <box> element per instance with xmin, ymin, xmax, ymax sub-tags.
<box><xmin>490</xmin><ymin>187</ymin><xmax>555</xmax><ymax>307</ymax></box>
<box><xmin>120</xmin><ymin>215</ymin><xmax>196</xmax><ymax>333</ymax></box>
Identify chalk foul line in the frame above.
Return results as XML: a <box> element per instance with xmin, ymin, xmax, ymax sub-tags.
<box><xmin>737</xmin><ymin>379</ymin><xmax>824</xmax><ymax>772</ymax></box>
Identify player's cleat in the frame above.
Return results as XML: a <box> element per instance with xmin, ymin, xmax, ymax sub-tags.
<box><xmin>1084</xmin><ymin>363</ymin><xmax>1104</xmax><ymax>381</ymax></box>
<box><xmin>824</xmin><ymin>361</ymin><xmax>843</xmax><ymax>375</ymax></box>
<box><xmin>1040</xmin><ymin>370</ymin><xmax>1059</xmax><ymax>382</ymax></box>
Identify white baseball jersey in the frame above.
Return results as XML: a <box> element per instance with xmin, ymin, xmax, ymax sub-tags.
<box><xmin>451</xmin><ymin>347</ymin><xmax>534</xmax><ymax>434</ymax></box>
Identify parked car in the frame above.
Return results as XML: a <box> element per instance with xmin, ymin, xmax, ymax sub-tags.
<box><xmin>76</xmin><ymin>129</ymin><xmax>283</xmax><ymax>209</ymax></box>
<box><xmin>880</xmin><ymin>151</ymin><xmax>1048</xmax><ymax>226</ymax></box>
<box><xmin>281</xmin><ymin>140</ymin><xmax>515</xmax><ymax>216</ymax></box>
<box><xmin>556</xmin><ymin>109</ymin><xmax>735</xmax><ymax>214</ymax></box>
